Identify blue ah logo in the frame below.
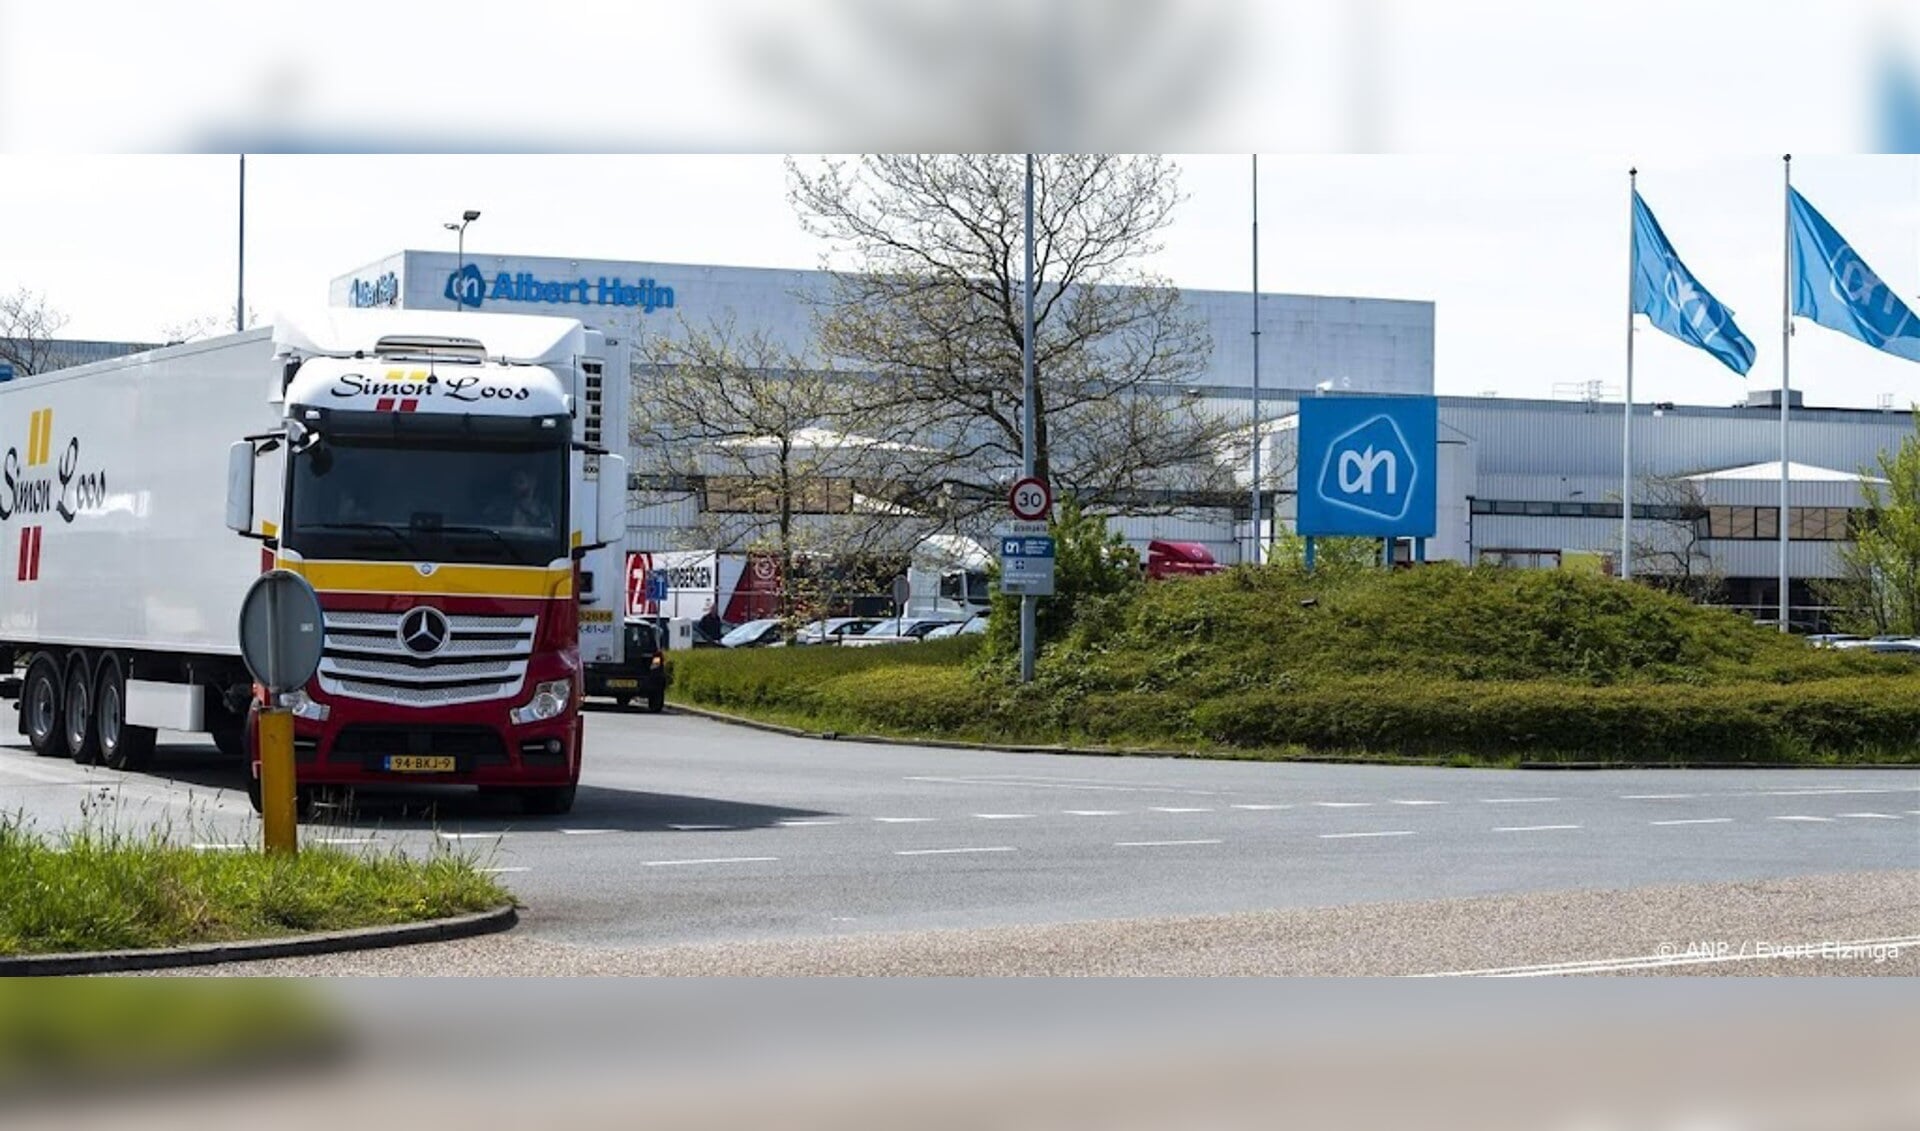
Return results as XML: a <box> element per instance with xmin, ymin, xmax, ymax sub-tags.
<box><xmin>445</xmin><ymin>263</ymin><xmax>485</xmax><ymax>309</ymax></box>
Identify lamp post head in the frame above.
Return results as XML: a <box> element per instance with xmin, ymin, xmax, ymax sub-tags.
<box><xmin>462</xmin><ymin>209</ymin><xmax>482</xmax><ymax>222</ymax></box>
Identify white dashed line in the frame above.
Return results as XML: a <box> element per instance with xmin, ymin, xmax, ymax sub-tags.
<box><xmin>1150</xmin><ymin>806</ymin><xmax>1214</xmax><ymax>813</ymax></box>
<box><xmin>894</xmin><ymin>846</ymin><xmax>1015</xmax><ymax>857</ymax></box>
<box><xmin>561</xmin><ymin>828</ymin><xmax>616</xmax><ymax>836</ymax></box>
<box><xmin>437</xmin><ymin>832</ymin><xmax>498</xmax><ymax>841</ymax></box>
<box><xmin>1482</xmin><ymin>797</ymin><xmax>1560</xmax><ymax>805</ymax></box>
<box><xmin>1064</xmin><ymin>809</ymin><xmax>1124</xmax><ymax>816</ymax></box>
<box><xmin>1838</xmin><ymin>812</ymin><xmax>1903</xmax><ymax>820</ymax></box>
<box><xmin>874</xmin><ymin>817</ymin><xmax>937</xmax><ymax>824</ymax></box>
<box><xmin>1758</xmin><ymin>788</ymin><xmax>1895</xmax><ymax>797</ymax></box>
<box><xmin>191</xmin><ymin>842</ymin><xmax>248</xmax><ymax>851</ymax></box>
<box><xmin>973</xmin><ymin>813</ymin><xmax>1034</xmax><ymax>820</ymax></box>
<box><xmin>1387</xmin><ymin>799</ymin><xmax>1446</xmax><ymax>806</ymax></box>
<box><xmin>1649</xmin><ymin>818</ymin><xmax>1733</xmax><ymax>827</ymax></box>
<box><xmin>1313</xmin><ymin>801</ymin><xmax>1373</xmax><ymax>809</ymax></box>
<box><xmin>1771</xmin><ymin>815</ymin><xmax>1834</xmax><ymax>823</ymax></box>
<box><xmin>1230</xmin><ymin>803</ymin><xmax>1293</xmax><ymax>811</ymax></box>
<box><xmin>1319</xmin><ymin>830</ymin><xmax>1415</xmax><ymax>840</ymax></box>
<box><xmin>1115</xmin><ymin>839</ymin><xmax>1223</xmax><ymax>848</ymax></box>
<box><xmin>1621</xmin><ymin>793</ymin><xmax>1695</xmax><ymax>800</ymax></box>
<box><xmin>641</xmin><ymin>856</ymin><xmax>779</xmax><ymax>867</ymax></box>
<box><xmin>316</xmin><ymin>837</ymin><xmax>377</xmax><ymax>845</ymax></box>
<box><xmin>1492</xmin><ymin>824</ymin><xmax>1582</xmax><ymax>833</ymax></box>
<box><xmin>775</xmin><ymin>819</ymin><xmax>841</xmax><ymax>827</ymax></box>
<box><xmin>480</xmin><ymin>866</ymin><xmax>529</xmax><ymax>874</ymax></box>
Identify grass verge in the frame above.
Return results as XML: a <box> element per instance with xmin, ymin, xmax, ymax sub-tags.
<box><xmin>0</xmin><ymin>805</ymin><xmax>510</xmax><ymax>957</ymax></box>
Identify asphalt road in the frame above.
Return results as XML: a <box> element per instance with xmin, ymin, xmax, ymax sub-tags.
<box><xmin>3</xmin><ymin>705</ymin><xmax>1917</xmax><ymax>970</ymax></box>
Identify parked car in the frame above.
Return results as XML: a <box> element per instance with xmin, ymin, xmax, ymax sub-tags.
<box><xmin>1807</xmin><ymin>633</ymin><xmax>1865</xmax><ymax>649</ymax></box>
<box><xmin>719</xmin><ymin>618</ymin><xmax>785</xmax><ymax>648</ymax></box>
<box><xmin>787</xmin><ymin>617</ymin><xmax>882</xmax><ymax>646</ymax></box>
<box><xmin>841</xmin><ymin>616</ymin><xmax>961</xmax><ymax>646</ymax></box>
<box><xmin>583</xmin><ymin>619</ymin><xmax>669</xmax><ymax>712</ymax></box>
<box><xmin>923</xmin><ymin>614</ymin><xmax>989</xmax><ymax>639</ymax></box>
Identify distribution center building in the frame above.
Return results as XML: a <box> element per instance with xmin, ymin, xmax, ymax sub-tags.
<box><xmin>327</xmin><ymin>250</ymin><xmax>1914</xmax><ymax>626</ymax></box>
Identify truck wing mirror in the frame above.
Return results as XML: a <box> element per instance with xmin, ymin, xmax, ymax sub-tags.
<box><xmin>225</xmin><ymin>441</ymin><xmax>255</xmax><ymax>535</ymax></box>
<box><xmin>595</xmin><ymin>454</ymin><xmax>627</xmax><ymax>548</ymax></box>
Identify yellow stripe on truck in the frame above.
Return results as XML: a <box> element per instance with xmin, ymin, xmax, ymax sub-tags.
<box><xmin>276</xmin><ymin>559</ymin><xmax>573</xmax><ymax>599</ymax></box>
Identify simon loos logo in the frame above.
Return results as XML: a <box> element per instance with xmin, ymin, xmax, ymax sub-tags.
<box><xmin>3</xmin><ymin>408</ymin><xmax>111</xmax><ymax>582</ymax></box>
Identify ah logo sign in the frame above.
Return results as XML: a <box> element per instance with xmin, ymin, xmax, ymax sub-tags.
<box><xmin>1296</xmin><ymin>396</ymin><xmax>1436</xmax><ymax>537</ymax></box>
<box><xmin>445</xmin><ymin>263</ymin><xmax>486</xmax><ymax>308</ymax></box>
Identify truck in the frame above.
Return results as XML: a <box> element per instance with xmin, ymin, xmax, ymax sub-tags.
<box><xmin>0</xmin><ymin>308</ymin><xmax>628</xmax><ymax>815</ymax></box>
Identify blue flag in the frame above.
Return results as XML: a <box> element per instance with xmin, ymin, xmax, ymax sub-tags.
<box><xmin>1789</xmin><ymin>187</ymin><xmax>1920</xmax><ymax>363</ymax></box>
<box><xmin>1631</xmin><ymin>191</ymin><xmax>1756</xmax><ymax>375</ymax></box>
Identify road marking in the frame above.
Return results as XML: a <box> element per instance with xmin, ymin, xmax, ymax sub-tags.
<box><xmin>1319</xmin><ymin>830</ymin><xmax>1415</xmax><ymax>840</ymax></box>
<box><xmin>191</xmin><ymin>842</ymin><xmax>248</xmax><ymax>851</ymax></box>
<box><xmin>1417</xmin><ymin>933</ymin><xmax>1920</xmax><ymax>977</ymax></box>
<box><xmin>1063</xmin><ymin>809</ymin><xmax>1124</xmax><ymax>816</ymax></box>
<box><xmin>1756</xmin><ymin>788</ymin><xmax>1897</xmax><ymax>797</ymax></box>
<box><xmin>1621</xmin><ymin>793</ymin><xmax>1695</xmax><ymax>800</ymax></box>
<box><xmin>1493</xmin><ymin>824</ymin><xmax>1582</xmax><ymax>833</ymax></box>
<box><xmin>893</xmin><ymin>846</ymin><xmax>1015</xmax><ymax>857</ymax></box>
<box><xmin>775</xmin><ymin>819</ymin><xmax>841</xmax><ymax>827</ymax></box>
<box><xmin>1649</xmin><ymin>818</ymin><xmax>1733</xmax><ymax>827</ymax></box>
<box><xmin>561</xmin><ymin>828</ymin><xmax>616</xmax><ymax>836</ymax></box>
<box><xmin>480</xmin><ymin>866</ymin><xmax>529</xmax><ymax>874</ymax></box>
<box><xmin>1313</xmin><ymin>801</ymin><xmax>1373</xmax><ymax>808</ymax></box>
<box><xmin>1150</xmin><ymin>806</ymin><xmax>1214</xmax><ymax>813</ymax></box>
<box><xmin>316</xmin><ymin>837</ymin><xmax>377</xmax><ymax>845</ymax></box>
<box><xmin>1387</xmin><ymin>799</ymin><xmax>1445</xmax><ymax>806</ymax></box>
<box><xmin>667</xmin><ymin>824</ymin><xmax>730</xmax><ymax>831</ymax></box>
<box><xmin>1771</xmin><ymin>815</ymin><xmax>1834</xmax><ymax>823</ymax></box>
<box><xmin>1838</xmin><ymin>812</ymin><xmax>1903</xmax><ymax>820</ymax></box>
<box><xmin>1115</xmin><ymin>839</ymin><xmax>1223</xmax><ymax>848</ymax></box>
<box><xmin>973</xmin><ymin>813</ymin><xmax>1034</xmax><ymax>820</ymax></box>
<box><xmin>1230</xmin><ymin>803</ymin><xmax>1293</xmax><ymax>811</ymax></box>
<box><xmin>1482</xmin><ymin>797</ymin><xmax>1560</xmax><ymax>804</ymax></box>
<box><xmin>904</xmin><ymin>775</ymin><xmax>1218</xmax><ymax>796</ymax></box>
<box><xmin>874</xmin><ymin>817</ymin><xmax>937</xmax><ymax>823</ymax></box>
<box><xmin>641</xmin><ymin>856</ymin><xmax>779</xmax><ymax>867</ymax></box>
<box><xmin>437</xmin><ymin>832</ymin><xmax>498</xmax><ymax>841</ymax></box>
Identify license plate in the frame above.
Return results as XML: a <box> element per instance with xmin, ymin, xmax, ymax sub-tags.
<box><xmin>385</xmin><ymin>755</ymin><xmax>456</xmax><ymax>773</ymax></box>
<box><xmin>606</xmin><ymin>679</ymin><xmax>639</xmax><ymax>689</ymax></box>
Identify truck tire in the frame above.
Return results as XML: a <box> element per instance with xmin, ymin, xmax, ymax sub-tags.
<box><xmin>22</xmin><ymin>656</ymin><xmax>63</xmax><ymax>757</ymax></box>
<box><xmin>517</xmin><ymin>784</ymin><xmax>576</xmax><ymax>816</ymax></box>
<box><xmin>95</xmin><ymin>657</ymin><xmax>157</xmax><ymax>772</ymax></box>
<box><xmin>63</xmin><ymin>657</ymin><xmax>101</xmax><ymax>765</ymax></box>
<box><xmin>210</xmin><ymin>712</ymin><xmax>246</xmax><ymax>759</ymax></box>
<box><xmin>646</xmin><ymin>689</ymin><xmax>665</xmax><ymax>714</ymax></box>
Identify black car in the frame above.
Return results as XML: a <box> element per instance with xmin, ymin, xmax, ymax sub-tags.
<box><xmin>583</xmin><ymin>619</ymin><xmax>669</xmax><ymax>712</ymax></box>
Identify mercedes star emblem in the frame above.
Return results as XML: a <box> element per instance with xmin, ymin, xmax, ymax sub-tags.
<box><xmin>398</xmin><ymin>607</ymin><xmax>450</xmax><ymax>656</ymax></box>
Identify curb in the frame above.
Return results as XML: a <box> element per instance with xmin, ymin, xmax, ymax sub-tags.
<box><xmin>668</xmin><ymin>704</ymin><xmax>1920</xmax><ymax>772</ymax></box>
<box><xmin>0</xmin><ymin>904</ymin><xmax>519</xmax><ymax>977</ymax></box>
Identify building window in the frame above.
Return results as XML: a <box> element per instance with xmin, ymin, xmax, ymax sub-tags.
<box><xmin>1479</xmin><ymin>548</ymin><xmax>1562</xmax><ymax>569</ymax></box>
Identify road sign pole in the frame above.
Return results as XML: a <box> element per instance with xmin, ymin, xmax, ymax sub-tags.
<box><xmin>1304</xmin><ymin>536</ymin><xmax>1316</xmax><ymax>572</ymax></box>
<box><xmin>259</xmin><ymin>707</ymin><xmax>297</xmax><ymax>855</ymax></box>
<box><xmin>1021</xmin><ymin>154</ymin><xmax>1038</xmax><ymax>685</ymax></box>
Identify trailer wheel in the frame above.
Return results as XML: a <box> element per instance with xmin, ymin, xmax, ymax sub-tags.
<box><xmin>63</xmin><ymin>656</ymin><xmax>100</xmax><ymax>765</ymax></box>
<box><xmin>646</xmin><ymin>690</ymin><xmax>665</xmax><ymax>714</ymax></box>
<box><xmin>22</xmin><ymin>656</ymin><xmax>63</xmax><ymax>757</ymax></box>
<box><xmin>95</xmin><ymin>657</ymin><xmax>156</xmax><ymax>772</ymax></box>
<box><xmin>209</xmin><ymin>712</ymin><xmax>246</xmax><ymax>759</ymax></box>
<box><xmin>517</xmin><ymin>784</ymin><xmax>576</xmax><ymax>816</ymax></box>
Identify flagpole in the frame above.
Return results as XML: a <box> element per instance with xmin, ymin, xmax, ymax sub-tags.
<box><xmin>1250</xmin><ymin>153</ymin><xmax>1262</xmax><ymax>567</ymax></box>
<box><xmin>1622</xmin><ymin>168</ymin><xmax>1637</xmax><ymax>581</ymax></box>
<box><xmin>1779</xmin><ymin>153</ymin><xmax>1793</xmax><ymax>633</ymax></box>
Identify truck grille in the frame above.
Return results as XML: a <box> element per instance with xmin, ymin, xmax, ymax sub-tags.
<box><xmin>319</xmin><ymin>610</ymin><xmax>536</xmax><ymax>708</ymax></box>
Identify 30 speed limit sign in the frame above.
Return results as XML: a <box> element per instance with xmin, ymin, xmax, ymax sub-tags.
<box><xmin>1009</xmin><ymin>476</ymin><xmax>1052</xmax><ymax>522</ymax></box>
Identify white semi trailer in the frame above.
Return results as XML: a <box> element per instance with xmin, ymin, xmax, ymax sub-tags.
<box><xmin>0</xmin><ymin>308</ymin><xmax>626</xmax><ymax>814</ymax></box>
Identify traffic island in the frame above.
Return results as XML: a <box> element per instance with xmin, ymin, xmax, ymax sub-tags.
<box><xmin>0</xmin><ymin>810</ymin><xmax>515</xmax><ymax>974</ymax></box>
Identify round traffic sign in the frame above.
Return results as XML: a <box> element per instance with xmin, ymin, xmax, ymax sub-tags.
<box><xmin>1009</xmin><ymin>476</ymin><xmax>1052</xmax><ymax>521</ymax></box>
<box><xmin>238</xmin><ymin>570</ymin><xmax>326</xmax><ymax>695</ymax></box>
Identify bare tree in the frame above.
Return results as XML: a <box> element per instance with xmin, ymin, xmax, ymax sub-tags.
<box><xmin>0</xmin><ymin>288</ymin><xmax>71</xmax><ymax>376</ymax></box>
<box><xmin>634</xmin><ymin>318</ymin><xmax>943</xmax><ymax>615</ymax></box>
<box><xmin>787</xmin><ymin>154</ymin><xmax>1236</xmax><ymax>536</ymax></box>
<box><xmin>163</xmin><ymin>307</ymin><xmax>261</xmax><ymax>343</ymax></box>
<box><xmin>1630</xmin><ymin>472</ymin><xmax>1721</xmax><ymax>601</ymax></box>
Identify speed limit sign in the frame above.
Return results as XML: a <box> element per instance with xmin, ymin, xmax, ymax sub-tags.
<box><xmin>1009</xmin><ymin>476</ymin><xmax>1052</xmax><ymax>522</ymax></box>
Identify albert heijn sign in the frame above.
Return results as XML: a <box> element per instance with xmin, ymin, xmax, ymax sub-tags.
<box><xmin>1296</xmin><ymin>395</ymin><xmax>1437</xmax><ymax>538</ymax></box>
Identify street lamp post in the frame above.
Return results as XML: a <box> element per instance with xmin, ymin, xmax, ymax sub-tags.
<box><xmin>444</xmin><ymin>209</ymin><xmax>481</xmax><ymax>309</ymax></box>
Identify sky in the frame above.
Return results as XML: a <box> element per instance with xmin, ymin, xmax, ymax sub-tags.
<box><xmin>5</xmin><ymin>153</ymin><xmax>1920</xmax><ymax>411</ymax></box>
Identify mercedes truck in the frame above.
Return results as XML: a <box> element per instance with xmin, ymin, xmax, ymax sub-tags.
<box><xmin>0</xmin><ymin>308</ymin><xmax>627</xmax><ymax>815</ymax></box>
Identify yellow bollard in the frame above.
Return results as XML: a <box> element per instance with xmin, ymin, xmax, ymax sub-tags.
<box><xmin>258</xmin><ymin>707</ymin><xmax>298</xmax><ymax>855</ymax></box>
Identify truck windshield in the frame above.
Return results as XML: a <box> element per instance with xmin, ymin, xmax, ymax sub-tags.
<box><xmin>285</xmin><ymin>437</ymin><xmax>568</xmax><ymax>566</ymax></box>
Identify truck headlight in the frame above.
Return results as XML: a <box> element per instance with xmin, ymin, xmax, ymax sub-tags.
<box><xmin>510</xmin><ymin>679</ymin><xmax>572</xmax><ymax>725</ymax></box>
<box><xmin>286</xmin><ymin>689</ymin><xmax>330</xmax><ymax>722</ymax></box>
